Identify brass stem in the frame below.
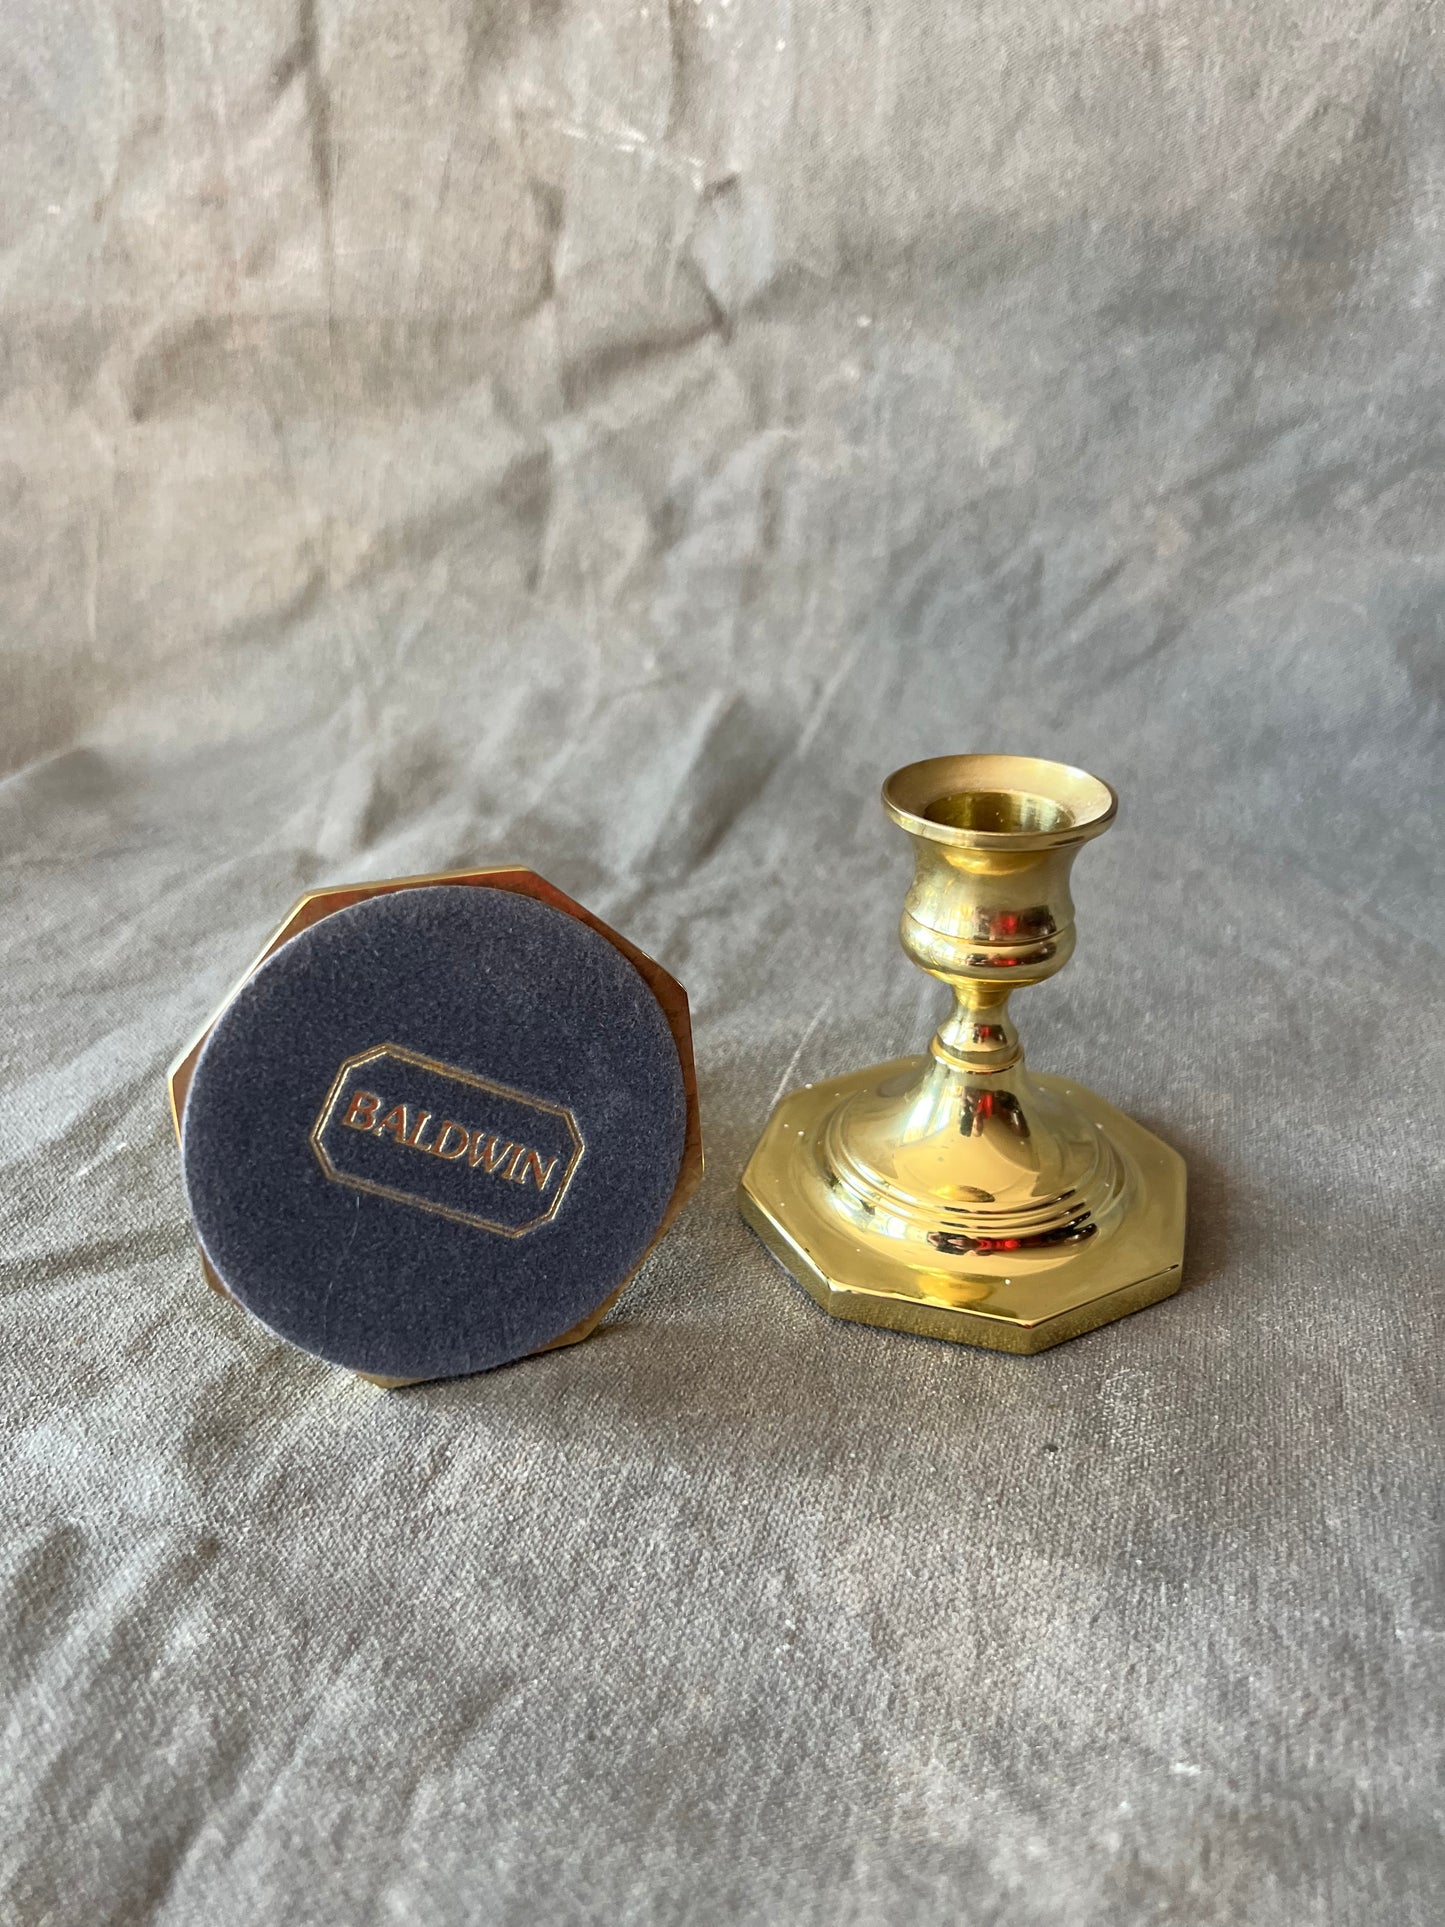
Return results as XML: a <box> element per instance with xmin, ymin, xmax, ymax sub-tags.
<box><xmin>930</xmin><ymin>986</ymin><xmax>1022</xmax><ymax>1075</ymax></box>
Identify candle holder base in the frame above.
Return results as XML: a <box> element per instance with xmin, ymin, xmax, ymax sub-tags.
<box><xmin>740</xmin><ymin>1062</ymin><xmax>1184</xmax><ymax>1355</ymax></box>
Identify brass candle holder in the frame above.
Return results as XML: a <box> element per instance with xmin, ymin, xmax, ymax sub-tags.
<box><xmin>739</xmin><ymin>755</ymin><xmax>1186</xmax><ymax>1352</ymax></box>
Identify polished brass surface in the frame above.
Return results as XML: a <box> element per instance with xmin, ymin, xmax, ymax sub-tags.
<box><xmin>169</xmin><ymin>866</ymin><xmax>703</xmax><ymax>1385</ymax></box>
<box><xmin>739</xmin><ymin>756</ymin><xmax>1186</xmax><ymax>1352</ymax></box>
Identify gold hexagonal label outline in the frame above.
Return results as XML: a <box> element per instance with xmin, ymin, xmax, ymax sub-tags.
<box><xmin>310</xmin><ymin>1042</ymin><xmax>586</xmax><ymax>1240</ymax></box>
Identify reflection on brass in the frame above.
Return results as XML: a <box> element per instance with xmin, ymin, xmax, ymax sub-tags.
<box><xmin>739</xmin><ymin>756</ymin><xmax>1186</xmax><ymax>1353</ymax></box>
<box><xmin>168</xmin><ymin>867</ymin><xmax>702</xmax><ymax>1387</ymax></box>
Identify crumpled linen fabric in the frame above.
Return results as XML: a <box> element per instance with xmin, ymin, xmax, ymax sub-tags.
<box><xmin>1</xmin><ymin>4</ymin><xmax>1441</xmax><ymax>1924</ymax></box>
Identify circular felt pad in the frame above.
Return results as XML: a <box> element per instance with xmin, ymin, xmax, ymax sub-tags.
<box><xmin>181</xmin><ymin>886</ymin><xmax>688</xmax><ymax>1379</ymax></box>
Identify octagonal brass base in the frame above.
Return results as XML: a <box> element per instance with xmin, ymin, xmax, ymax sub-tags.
<box><xmin>741</xmin><ymin>1063</ymin><xmax>1185</xmax><ymax>1356</ymax></box>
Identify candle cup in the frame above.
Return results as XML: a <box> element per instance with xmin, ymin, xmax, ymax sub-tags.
<box><xmin>739</xmin><ymin>755</ymin><xmax>1186</xmax><ymax>1353</ymax></box>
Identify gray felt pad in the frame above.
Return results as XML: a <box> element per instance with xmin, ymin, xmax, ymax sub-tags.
<box><xmin>180</xmin><ymin>886</ymin><xmax>688</xmax><ymax>1380</ymax></box>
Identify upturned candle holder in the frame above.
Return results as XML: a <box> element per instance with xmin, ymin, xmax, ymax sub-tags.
<box><xmin>739</xmin><ymin>755</ymin><xmax>1186</xmax><ymax>1353</ymax></box>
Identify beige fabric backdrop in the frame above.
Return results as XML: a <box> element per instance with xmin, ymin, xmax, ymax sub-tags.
<box><xmin>2</xmin><ymin>3</ymin><xmax>1442</xmax><ymax>1923</ymax></box>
